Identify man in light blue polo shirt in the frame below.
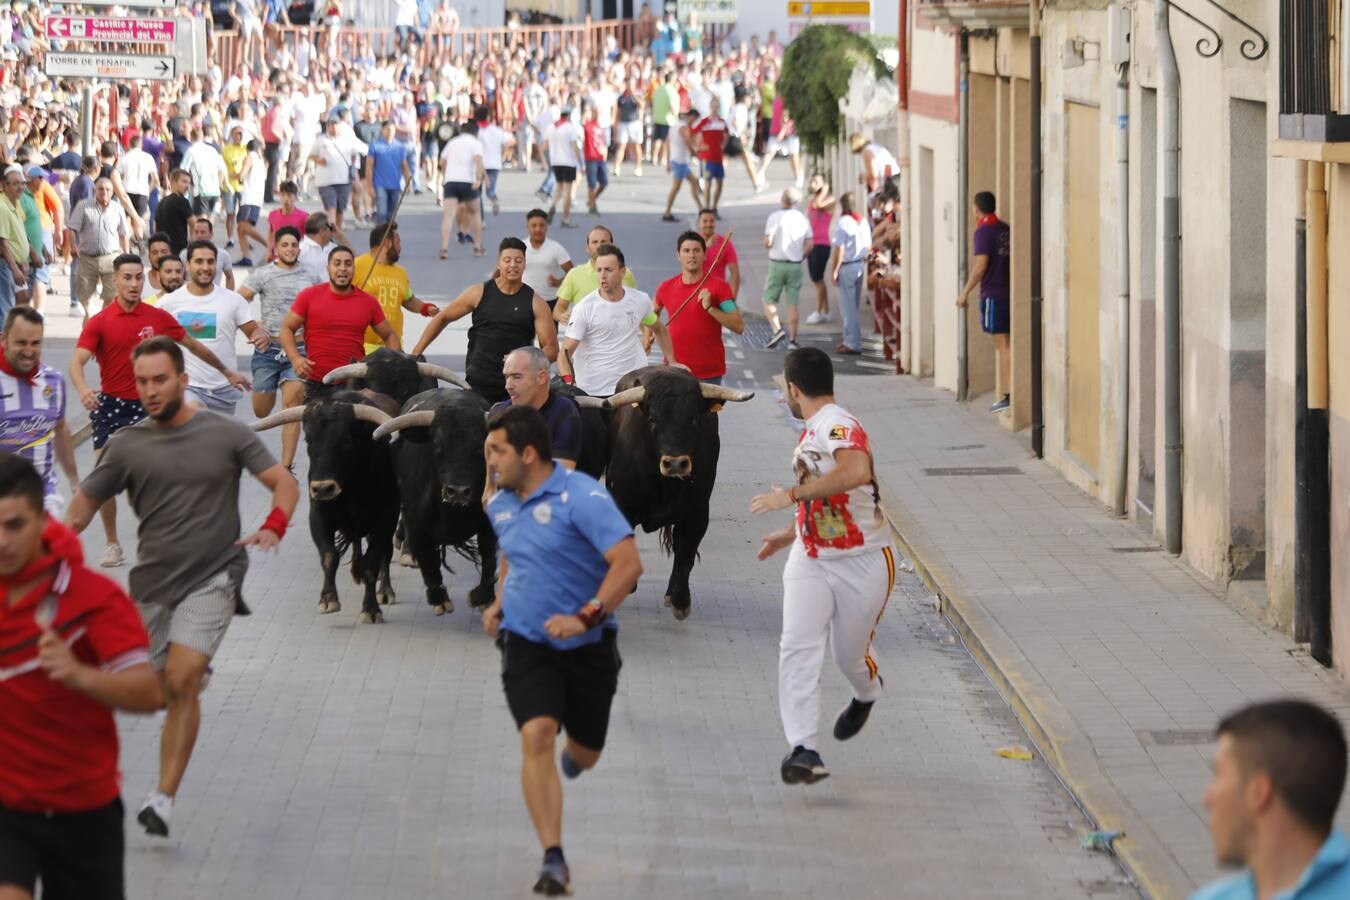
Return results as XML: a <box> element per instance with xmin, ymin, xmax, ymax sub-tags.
<box><xmin>1193</xmin><ymin>699</ymin><xmax>1349</xmax><ymax>900</ymax></box>
<box><xmin>481</xmin><ymin>404</ymin><xmax>642</xmax><ymax>898</ymax></box>
<box><xmin>364</xmin><ymin>122</ymin><xmax>411</xmax><ymax>225</ymax></box>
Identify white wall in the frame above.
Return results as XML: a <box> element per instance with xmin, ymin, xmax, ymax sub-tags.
<box><xmin>721</xmin><ymin>0</ymin><xmax>900</xmax><ymax>43</ymax></box>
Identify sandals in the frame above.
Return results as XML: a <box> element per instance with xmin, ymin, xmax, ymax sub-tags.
<box><xmin>834</xmin><ymin>343</ymin><xmax>861</xmax><ymax>355</ymax></box>
<box><xmin>438</xmin><ymin>250</ymin><xmax>448</xmax><ymax>260</ymax></box>
<box><xmin>473</xmin><ymin>247</ymin><xmax>486</xmax><ymax>257</ymax></box>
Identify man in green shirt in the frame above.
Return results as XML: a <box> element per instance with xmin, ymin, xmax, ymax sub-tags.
<box><xmin>650</xmin><ymin>72</ymin><xmax>680</xmax><ymax>168</ymax></box>
<box><xmin>554</xmin><ymin>224</ymin><xmax>637</xmax><ymax>325</ymax></box>
<box><xmin>0</xmin><ymin>166</ymin><xmax>33</xmax><ymax>312</ymax></box>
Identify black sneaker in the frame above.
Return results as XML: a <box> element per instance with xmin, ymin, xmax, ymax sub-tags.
<box><xmin>780</xmin><ymin>745</ymin><xmax>829</xmax><ymax>785</ymax></box>
<box><xmin>533</xmin><ymin>859</ymin><xmax>570</xmax><ymax>896</ymax></box>
<box><xmin>766</xmin><ymin>328</ymin><xmax>788</xmax><ymax>349</ymax></box>
<box><xmin>833</xmin><ymin>698</ymin><xmax>875</xmax><ymax>741</ymax></box>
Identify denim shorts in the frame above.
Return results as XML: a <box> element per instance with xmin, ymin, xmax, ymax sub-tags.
<box><xmin>319</xmin><ymin>183</ymin><xmax>351</xmax><ymax>213</ymax></box>
<box><xmin>251</xmin><ymin>342</ymin><xmax>302</xmax><ymax>393</ymax></box>
<box><xmin>585</xmin><ymin>159</ymin><xmax>609</xmax><ymax>189</ymax></box>
<box><xmin>671</xmin><ymin>162</ymin><xmax>691</xmax><ymax>180</ymax></box>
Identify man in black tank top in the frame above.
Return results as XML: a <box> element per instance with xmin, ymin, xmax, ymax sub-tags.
<box><xmin>411</xmin><ymin>237</ymin><xmax>559</xmax><ymax>403</ymax></box>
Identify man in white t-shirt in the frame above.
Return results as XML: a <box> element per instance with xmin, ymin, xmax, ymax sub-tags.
<box><xmin>543</xmin><ymin>109</ymin><xmax>583</xmax><ymax>229</ymax></box>
<box><xmin>439</xmin><ymin>121</ymin><xmax>486</xmax><ymax>258</ymax></box>
<box><xmin>557</xmin><ymin>243</ymin><xmax>678</xmax><ymax>396</ymax></box>
<box><xmin>159</xmin><ymin>240</ymin><xmax>269</xmax><ymax>411</ymax></box>
<box><xmin>751</xmin><ymin>346</ymin><xmax>895</xmax><ymax>786</ymax></box>
<box><xmin>522</xmin><ymin>208</ymin><xmax>573</xmax><ymax>309</ymax></box>
<box><xmin>115</xmin><ymin>133</ymin><xmax>159</xmax><ymax>227</ymax></box>
<box><xmin>762</xmin><ymin>187</ymin><xmax>814</xmax><ymax>349</ymax></box>
<box><xmin>585</xmin><ymin>78</ymin><xmax>618</xmax><ymax>152</ymax></box>
<box><xmin>310</xmin><ymin>118</ymin><xmax>366</xmax><ymax>233</ymax></box>
<box><xmin>476</xmin><ymin>114</ymin><xmax>514</xmax><ymax>217</ymax></box>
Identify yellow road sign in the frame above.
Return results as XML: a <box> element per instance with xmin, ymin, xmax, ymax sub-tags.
<box><xmin>788</xmin><ymin>1</ymin><xmax>871</xmax><ymax>16</ymax></box>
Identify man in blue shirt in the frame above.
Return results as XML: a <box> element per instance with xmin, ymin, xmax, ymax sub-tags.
<box><xmin>1194</xmin><ymin>699</ymin><xmax>1349</xmax><ymax>900</ymax></box>
<box><xmin>482</xmin><ymin>405</ymin><xmax>641</xmax><ymax>898</ymax></box>
<box><xmin>364</xmin><ymin>122</ymin><xmax>411</xmax><ymax>225</ymax></box>
<box><xmin>957</xmin><ymin>190</ymin><xmax>1012</xmax><ymax>412</ymax></box>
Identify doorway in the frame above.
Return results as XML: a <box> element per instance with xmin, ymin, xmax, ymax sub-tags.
<box><xmin>919</xmin><ymin>146</ymin><xmax>936</xmax><ymax>377</ymax></box>
<box><xmin>1066</xmin><ymin>102</ymin><xmax>1102</xmax><ymax>471</ymax></box>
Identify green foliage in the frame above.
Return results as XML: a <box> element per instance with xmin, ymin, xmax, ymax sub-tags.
<box><xmin>779</xmin><ymin>25</ymin><xmax>894</xmax><ymax>158</ymax></box>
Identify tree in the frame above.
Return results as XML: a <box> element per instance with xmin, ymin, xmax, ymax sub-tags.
<box><xmin>779</xmin><ymin>25</ymin><xmax>893</xmax><ymax>158</ymax></box>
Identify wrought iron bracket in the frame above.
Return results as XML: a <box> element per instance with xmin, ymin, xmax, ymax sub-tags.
<box><xmin>1162</xmin><ymin>0</ymin><xmax>1268</xmax><ymax>61</ymax></box>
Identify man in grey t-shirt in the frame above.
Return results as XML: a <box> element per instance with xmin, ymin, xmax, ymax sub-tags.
<box><xmin>68</xmin><ymin>337</ymin><xmax>299</xmax><ymax>841</ymax></box>
<box><xmin>237</xmin><ymin>225</ymin><xmax>318</xmax><ymax>470</ymax></box>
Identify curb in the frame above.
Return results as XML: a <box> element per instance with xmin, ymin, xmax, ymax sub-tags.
<box><xmin>874</xmin><ymin>480</ymin><xmax>1192</xmax><ymax>900</ymax></box>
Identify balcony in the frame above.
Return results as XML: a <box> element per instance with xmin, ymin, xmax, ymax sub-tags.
<box><xmin>1274</xmin><ymin>0</ymin><xmax>1350</xmax><ymax>159</ymax></box>
<box><xmin>917</xmin><ymin>0</ymin><xmax>1030</xmax><ymax>30</ymax></box>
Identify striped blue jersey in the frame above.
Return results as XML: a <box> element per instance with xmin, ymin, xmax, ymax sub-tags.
<box><xmin>0</xmin><ymin>364</ymin><xmax>66</xmax><ymax>498</ymax></box>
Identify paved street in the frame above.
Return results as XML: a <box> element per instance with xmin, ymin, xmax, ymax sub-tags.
<box><xmin>58</xmin><ymin>166</ymin><xmax>1139</xmax><ymax>897</ymax></box>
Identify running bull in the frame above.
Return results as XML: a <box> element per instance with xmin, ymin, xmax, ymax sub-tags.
<box><xmin>373</xmin><ymin>388</ymin><xmax>498</xmax><ymax>615</ymax></box>
<box><xmin>253</xmin><ymin>391</ymin><xmax>400</xmax><ymax>624</ymax></box>
<box><xmin>578</xmin><ymin>366</ymin><xmax>753</xmax><ymax>620</ymax></box>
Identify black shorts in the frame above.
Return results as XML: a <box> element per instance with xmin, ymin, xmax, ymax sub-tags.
<box><xmin>90</xmin><ymin>394</ymin><xmax>145</xmax><ymax>451</ymax></box>
<box><xmin>0</xmin><ymin>798</ymin><xmax>124</xmax><ymax>900</ymax></box>
<box><xmin>128</xmin><ymin>193</ymin><xmax>149</xmax><ymax>217</ymax></box>
<box><xmin>807</xmin><ymin>244</ymin><xmax>832</xmax><ymax>284</ymax></box>
<box><xmin>652</xmin><ymin>123</ymin><xmax>670</xmax><ymax>141</ymax></box>
<box><xmin>552</xmin><ymin>164</ymin><xmax>577</xmax><ymax>184</ymax></box>
<box><xmin>501</xmin><ymin>628</ymin><xmax>621</xmax><ymax>751</ymax></box>
<box><xmin>443</xmin><ymin>181</ymin><xmax>478</xmax><ymax>203</ymax></box>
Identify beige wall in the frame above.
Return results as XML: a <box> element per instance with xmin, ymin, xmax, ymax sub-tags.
<box><xmin>907</xmin><ymin>112</ymin><xmax>960</xmax><ymax>384</ymax></box>
<box><xmin>1328</xmin><ymin>168</ymin><xmax>1350</xmax><ymax>675</ymax></box>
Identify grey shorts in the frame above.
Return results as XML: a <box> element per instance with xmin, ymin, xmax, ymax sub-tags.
<box><xmin>140</xmin><ymin>569</ymin><xmax>236</xmax><ymax>669</ymax></box>
<box><xmin>187</xmin><ymin>383</ymin><xmax>243</xmax><ymax>412</ymax></box>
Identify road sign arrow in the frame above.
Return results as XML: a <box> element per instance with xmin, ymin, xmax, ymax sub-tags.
<box><xmin>155</xmin><ymin>59</ymin><xmax>169</xmax><ymax>74</ymax></box>
<box><xmin>50</xmin><ymin>19</ymin><xmax>68</xmax><ymax>37</ymax></box>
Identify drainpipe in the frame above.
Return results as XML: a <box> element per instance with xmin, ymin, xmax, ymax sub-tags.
<box><xmin>957</xmin><ymin>31</ymin><xmax>970</xmax><ymax>402</ymax></box>
<box><xmin>898</xmin><ymin>0</ymin><xmax>912</xmax><ymax>372</ymax></box>
<box><xmin>1029</xmin><ymin>6</ymin><xmax>1044</xmax><ymax>457</ymax></box>
<box><xmin>1113</xmin><ymin>66</ymin><xmax>1130</xmax><ymax>517</ymax></box>
<box><xmin>1156</xmin><ymin>0</ymin><xmax>1182</xmax><ymax>555</ymax></box>
<box><xmin>1300</xmin><ymin>160</ymin><xmax>1332</xmax><ymax>666</ymax></box>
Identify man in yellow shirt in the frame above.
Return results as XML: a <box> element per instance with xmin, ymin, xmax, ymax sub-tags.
<box><xmin>222</xmin><ymin>126</ymin><xmax>249</xmax><ymax>253</ymax></box>
<box><xmin>354</xmin><ymin>223</ymin><xmax>441</xmax><ymax>355</ymax></box>
<box><xmin>553</xmin><ymin>224</ymin><xmax>637</xmax><ymax>325</ymax></box>
<box><xmin>0</xmin><ymin>166</ymin><xmax>32</xmax><ymax>310</ymax></box>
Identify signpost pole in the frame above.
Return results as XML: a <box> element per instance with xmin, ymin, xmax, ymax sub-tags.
<box><xmin>81</xmin><ymin>84</ymin><xmax>94</xmax><ymax>158</ymax></box>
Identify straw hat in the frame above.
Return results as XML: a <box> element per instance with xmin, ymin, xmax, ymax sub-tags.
<box><xmin>849</xmin><ymin>132</ymin><xmax>868</xmax><ymax>152</ymax></box>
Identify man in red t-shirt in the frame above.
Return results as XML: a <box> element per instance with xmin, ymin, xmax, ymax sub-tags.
<box><xmin>698</xmin><ymin>207</ymin><xmax>740</xmax><ymax>298</ymax></box>
<box><xmin>692</xmin><ymin>98</ymin><xmax>729</xmax><ymax>216</ymax></box>
<box><xmin>0</xmin><ymin>454</ymin><xmax>160</xmax><ymax>899</ymax></box>
<box><xmin>69</xmin><ymin>253</ymin><xmax>250</xmax><ymax>568</ymax></box>
<box><xmin>582</xmin><ymin>105</ymin><xmax>610</xmax><ymax>217</ymax></box>
<box><xmin>279</xmin><ymin>245</ymin><xmax>400</xmax><ymax>400</ymax></box>
<box><xmin>653</xmin><ymin>230</ymin><xmax>744</xmax><ymax>384</ymax></box>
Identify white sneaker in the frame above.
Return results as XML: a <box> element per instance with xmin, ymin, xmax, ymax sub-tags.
<box><xmin>137</xmin><ymin>791</ymin><xmax>172</xmax><ymax>837</ymax></box>
<box><xmin>100</xmin><ymin>543</ymin><xmax>124</xmax><ymax>568</ymax></box>
<box><xmin>817</xmin><ymin>312</ymin><xmax>834</xmax><ymax>323</ymax></box>
<box><xmin>805</xmin><ymin>311</ymin><xmax>824</xmax><ymax>325</ymax></box>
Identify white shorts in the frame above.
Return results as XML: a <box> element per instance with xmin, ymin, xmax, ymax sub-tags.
<box><xmin>779</xmin><ymin>543</ymin><xmax>896</xmax><ymax>750</ymax></box>
<box><xmin>769</xmin><ymin>135</ymin><xmax>801</xmax><ymax>157</ymax></box>
<box><xmin>616</xmin><ymin>120</ymin><xmax>643</xmax><ymax>144</ymax></box>
<box><xmin>140</xmin><ymin>568</ymin><xmax>238</xmax><ymax>669</ymax></box>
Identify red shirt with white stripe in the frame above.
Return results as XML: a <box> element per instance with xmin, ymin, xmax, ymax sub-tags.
<box><xmin>792</xmin><ymin>403</ymin><xmax>893</xmax><ymax>559</ymax></box>
<box><xmin>0</xmin><ymin>523</ymin><xmax>150</xmax><ymax>813</ymax></box>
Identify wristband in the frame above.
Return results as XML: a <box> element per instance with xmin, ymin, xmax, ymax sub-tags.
<box><xmin>561</xmin><ymin>373</ymin><xmax>574</xmax><ymax>384</ymax></box>
<box><xmin>261</xmin><ymin>507</ymin><xmax>289</xmax><ymax>540</ymax></box>
<box><xmin>788</xmin><ymin>486</ymin><xmax>800</xmax><ymax>503</ymax></box>
<box><xmin>577</xmin><ymin>598</ymin><xmax>606</xmax><ymax>629</ymax></box>
<box><xmin>420</xmin><ymin>303</ymin><xmax>438</xmax><ymax>317</ymax></box>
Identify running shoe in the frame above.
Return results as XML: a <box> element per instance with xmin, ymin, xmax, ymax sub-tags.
<box><xmin>766</xmin><ymin>328</ymin><xmax>788</xmax><ymax>349</ymax></box>
<box><xmin>833</xmin><ymin>698</ymin><xmax>876</xmax><ymax>741</ymax></box>
<box><xmin>805</xmin><ymin>311</ymin><xmax>824</xmax><ymax>326</ymax></box>
<box><xmin>237</xmin><ymin>257</ymin><xmax>255</xmax><ymax>268</ymax></box>
<box><xmin>786</xmin><ymin>340</ymin><xmax>800</xmax><ymax>351</ymax></box>
<box><xmin>990</xmin><ymin>395</ymin><xmax>1011</xmax><ymax>413</ymax></box>
<box><xmin>225</xmin><ymin>240</ymin><xmax>235</xmax><ymax>250</ymax></box>
<box><xmin>661</xmin><ymin>213</ymin><xmax>679</xmax><ymax>222</ymax></box>
<box><xmin>533</xmin><ymin>859</ymin><xmax>570</xmax><ymax>896</ymax></box>
<box><xmin>137</xmin><ymin>792</ymin><xmax>172</xmax><ymax>838</ymax></box>
<box><xmin>560</xmin><ymin>747</ymin><xmax>583</xmax><ymax>779</ymax></box>
<box><xmin>100</xmin><ymin>542</ymin><xmax>124</xmax><ymax>568</ymax></box>
<box><xmin>780</xmin><ymin>746</ymin><xmax>829</xmax><ymax>785</ymax></box>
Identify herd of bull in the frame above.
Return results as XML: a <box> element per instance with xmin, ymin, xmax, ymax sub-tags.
<box><xmin>250</xmin><ymin>350</ymin><xmax>754</xmax><ymax>624</ymax></box>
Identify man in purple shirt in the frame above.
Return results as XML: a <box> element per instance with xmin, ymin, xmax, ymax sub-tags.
<box><xmin>957</xmin><ymin>190</ymin><xmax>1012</xmax><ymax>412</ymax></box>
<box><xmin>0</xmin><ymin>306</ymin><xmax>77</xmax><ymax>513</ymax></box>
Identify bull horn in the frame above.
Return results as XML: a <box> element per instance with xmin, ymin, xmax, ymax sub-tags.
<box><xmin>352</xmin><ymin>404</ymin><xmax>394</xmax><ymax>428</ymax></box>
<box><xmin>604</xmin><ymin>386</ymin><xmax>646</xmax><ymax>408</ymax></box>
<box><xmin>252</xmin><ymin>407</ymin><xmax>306</xmax><ymax>431</ymax></box>
<box><xmin>699</xmin><ymin>384</ymin><xmax>755</xmax><ymax>403</ymax></box>
<box><xmin>416</xmin><ymin>363</ymin><xmax>471</xmax><ymax>389</ymax></box>
<box><xmin>372</xmin><ymin>410</ymin><xmax>436</xmax><ymax>439</ymax></box>
<box><xmin>323</xmin><ymin>363</ymin><xmax>368</xmax><ymax>384</ymax></box>
<box><xmin>573</xmin><ymin>396</ymin><xmax>607</xmax><ymax>409</ymax></box>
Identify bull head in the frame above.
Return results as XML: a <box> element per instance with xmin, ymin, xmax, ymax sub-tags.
<box><xmin>251</xmin><ymin>403</ymin><xmax>394</xmax><ymax>432</ymax></box>
<box><xmin>323</xmin><ymin>362</ymin><xmax>471</xmax><ymax>390</ymax></box>
<box><xmin>573</xmin><ymin>384</ymin><xmax>755</xmax><ymax>409</ymax></box>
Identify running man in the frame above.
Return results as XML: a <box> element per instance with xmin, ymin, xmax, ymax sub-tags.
<box><xmin>542</xmin><ymin>108</ymin><xmax>583</xmax><ymax>229</ymax></box>
<box><xmin>697</xmin><ymin>207</ymin><xmax>740</xmax><ymax>297</ymax></box>
<box><xmin>762</xmin><ymin>187</ymin><xmax>813</xmax><ymax>350</ymax></box>
<box><xmin>0</xmin><ymin>307</ymin><xmax>78</xmax><ymax>514</ymax></box>
<box><xmin>0</xmin><ymin>453</ymin><xmax>160</xmax><ymax>900</ymax></box>
<box><xmin>521</xmin><ymin>210</ymin><xmax>573</xmax><ymax>314</ymax></box>
<box><xmin>553</xmin><ymin>225</ymin><xmax>637</xmax><ymax>326</ymax></box>
<box><xmin>492</xmin><ymin>347</ymin><xmax>583</xmax><ymax>471</ymax></box>
<box><xmin>412</xmin><ymin>237</ymin><xmax>558</xmax><ymax>404</ymax></box>
<box><xmin>653</xmin><ymin>231</ymin><xmax>743</xmax><ymax>386</ymax></box>
<box><xmin>692</xmin><ymin>98</ymin><xmax>729</xmax><ymax>216</ymax></box>
<box><xmin>144</xmin><ymin>254</ymin><xmax>185</xmax><ymax>306</ymax></box>
<box><xmin>751</xmin><ymin>347</ymin><xmax>895</xmax><ymax>785</ymax></box>
<box><xmin>68</xmin><ymin>335</ymin><xmax>299</xmax><ymax>839</ymax></box>
<box><xmin>158</xmin><ymin>240</ymin><xmax>269</xmax><ymax>412</ymax></box>
<box><xmin>557</xmin><ymin>243</ymin><xmax>679</xmax><ymax>396</ymax></box>
<box><xmin>69</xmin><ymin>254</ymin><xmax>250</xmax><ymax>567</ymax></box>
<box><xmin>278</xmin><ymin>245</ymin><xmax>400</xmax><ymax>401</ymax></box>
<box><xmin>354</xmin><ymin>223</ymin><xmax>439</xmax><ymax>356</ymax></box>
<box><xmin>238</xmin><ymin>226</ymin><xmax>318</xmax><ymax>470</ymax></box>
<box><xmin>661</xmin><ymin>109</ymin><xmax>702</xmax><ymax>223</ymax></box>
<box><xmin>481</xmin><ymin>404</ymin><xmax>642</xmax><ymax>897</ymax></box>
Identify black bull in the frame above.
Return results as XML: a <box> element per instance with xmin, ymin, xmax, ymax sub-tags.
<box><xmin>373</xmin><ymin>389</ymin><xmax>498</xmax><ymax>615</ymax></box>
<box><xmin>582</xmin><ymin>366</ymin><xmax>753</xmax><ymax>620</ymax></box>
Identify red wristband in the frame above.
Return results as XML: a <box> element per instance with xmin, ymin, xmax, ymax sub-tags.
<box><xmin>261</xmin><ymin>507</ymin><xmax>289</xmax><ymax>540</ymax></box>
<box><xmin>420</xmin><ymin>303</ymin><xmax>438</xmax><ymax>317</ymax></box>
<box><xmin>577</xmin><ymin>598</ymin><xmax>606</xmax><ymax>629</ymax></box>
<box><xmin>788</xmin><ymin>486</ymin><xmax>800</xmax><ymax>503</ymax></box>
<box><xmin>561</xmin><ymin>373</ymin><xmax>574</xmax><ymax>384</ymax></box>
